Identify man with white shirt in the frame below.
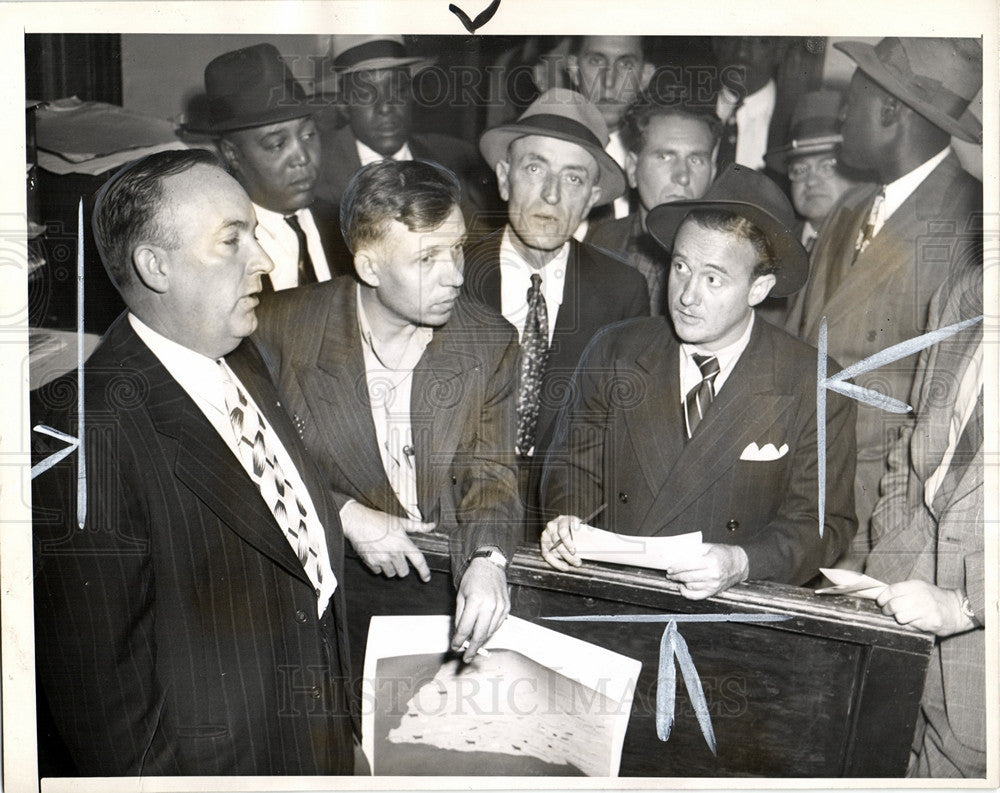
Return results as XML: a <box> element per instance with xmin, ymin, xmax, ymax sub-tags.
<box><xmin>786</xmin><ymin>37</ymin><xmax>983</xmax><ymax>566</ymax></box>
<box><xmin>463</xmin><ymin>88</ymin><xmax>649</xmax><ymax>540</ymax></box>
<box><xmin>314</xmin><ymin>35</ymin><xmax>502</xmax><ymax>236</ymax></box>
<box><xmin>541</xmin><ymin>165</ymin><xmax>857</xmax><ymax>598</ymax></box>
<box><xmin>195</xmin><ymin>43</ymin><xmax>353</xmax><ymax>290</ymax></box>
<box><xmin>31</xmin><ymin>150</ymin><xmax>356</xmax><ymax>775</ymax></box>
<box><xmin>253</xmin><ymin>160</ymin><xmax>522</xmax><ymax>663</ymax></box>
<box><xmin>712</xmin><ymin>36</ymin><xmax>788</xmax><ymax>174</ymax></box>
<box><xmin>567</xmin><ymin>35</ymin><xmax>655</xmax><ymax>225</ymax></box>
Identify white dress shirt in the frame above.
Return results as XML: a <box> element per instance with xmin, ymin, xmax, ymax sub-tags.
<box><xmin>678</xmin><ymin>311</ymin><xmax>755</xmax><ymax>400</ymax></box>
<box><xmin>607</xmin><ymin>129</ymin><xmax>630</xmax><ymax>220</ymax></box>
<box><xmin>356</xmin><ymin>286</ymin><xmax>433</xmax><ymax>520</ymax></box>
<box><xmin>877</xmin><ymin>147</ymin><xmax>951</xmax><ymax>235</ymax></box>
<box><xmin>128</xmin><ymin>313</ymin><xmax>337</xmax><ymax>615</ymax></box>
<box><xmin>253</xmin><ymin>203</ymin><xmax>333</xmax><ymax>291</ymax></box>
<box><xmin>355</xmin><ymin>138</ymin><xmax>414</xmax><ymax>166</ymax></box>
<box><xmin>499</xmin><ymin>226</ymin><xmax>569</xmax><ymax>346</ymax></box>
<box><xmin>716</xmin><ymin>79</ymin><xmax>777</xmax><ymax>172</ymax></box>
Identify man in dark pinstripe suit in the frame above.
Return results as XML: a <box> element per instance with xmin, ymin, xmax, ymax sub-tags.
<box><xmin>32</xmin><ymin>150</ymin><xmax>357</xmax><ymax>776</ymax></box>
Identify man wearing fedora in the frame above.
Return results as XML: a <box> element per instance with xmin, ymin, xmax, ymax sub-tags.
<box><xmin>540</xmin><ymin>165</ymin><xmax>857</xmax><ymax>598</ymax></box>
<box><xmin>195</xmin><ymin>43</ymin><xmax>352</xmax><ymax>290</ymax></box>
<box><xmin>314</xmin><ymin>35</ymin><xmax>502</xmax><ymax>234</ymax></box>
<box><xmin>756</xmin><ymin>89</ymin><xmax>865</xmax><ymax>325</ymax></box>
<box><xmin>462</xmin><ymin>88</ymin><xmax>649</xmax><ymax>541</ymax></box>
<box><xmin>786</xmin><ymin>38</ymin><xmax>983</xmax><ymax>566</ymax></box>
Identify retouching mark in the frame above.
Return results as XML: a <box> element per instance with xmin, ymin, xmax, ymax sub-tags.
<box><xmin>816</xmin><ymin>313</ymin><xmax>982</xmax><ymax>537</ymax></box>
<box><xmin>449</xmin><ymin>0</ymin><xmax>501</xmax><ymax>33</ymax></box>
<box><xmin>658</xmin><ymin>620</ymin><xmax>716</xmax><ymax>755</ymax></box>
<box><xmin>542</xmin><ymin>613</ymin><xmax>791</xmax><ymax>623</ymax></box>
<box><xmin>31</xmin><ymin>199</ymin><xmax>86</xmax><ymax>530</ymax></box>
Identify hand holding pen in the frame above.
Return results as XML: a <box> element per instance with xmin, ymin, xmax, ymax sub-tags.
<box><xmin>539</xmin><ymin>503</ymin><xmax>605</xmax><ymax>572</ymax></box>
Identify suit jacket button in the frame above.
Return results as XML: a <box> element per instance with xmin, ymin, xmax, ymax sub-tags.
<box><xmin>295</xmin><ymin>609</ymin><xmax>308</xmax><ymax>623</ymax></box>
<box><xmin>618</xmin><ymin>492</ymin><xmax>628</xmax><ymax>504</ymax></box>
<box><xmin>726</xmin><ymin>519</ymin><xmax>739</xmax><ymax>531</ymax></box>
<box><xmin>309</xmin><ymin>686</ymin><xmax>322</xmax><ymax>699</ymax></box>
<box><xmin>451</xmin><ymin>475</ymin><xmax>458</xmax><ymax>485</ymax></box>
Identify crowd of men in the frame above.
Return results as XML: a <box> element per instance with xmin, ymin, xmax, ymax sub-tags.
<box><xmin>31</xmin><ymin>34</ymin><xmax>985</xmax><ymax>779</ymax></box>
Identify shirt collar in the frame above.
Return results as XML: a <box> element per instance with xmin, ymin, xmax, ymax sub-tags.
<box><xmin>500</xmin><ymin>225</ymin><xmax>570</xmax><ymax>277</ymax></box>
<box><xmin>128</xmin><ymin>312</ymin><xmax>228</xmax><ymax>411</ymax></box>
<box><xmin>356</xmin><ymin>138</ymin><xmax>413</xmax><ymax>166</ymax></box>
<box><xmin>680</xmin><ymin>310</ymin><xmax>755</xmax><ymax>374</ymax></box>
<box><xmin>882</xmin><ymin>146</ymin><xmax>950</xmax><ymax>220</ymax></box>
<box><xmin>355</xmin><ymin>284</ymin><xmax>433</xmax><ymax>370</ymax></box>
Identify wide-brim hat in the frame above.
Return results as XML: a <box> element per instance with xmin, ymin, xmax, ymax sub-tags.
<box><xmin>185</xmin><ymin>43</ymin><xmax>312</xmax><ymax>135</ymax></box>
<box><xmin>764</xmin><ymin>89</ymin><xmax>843</xmax><ymax>173</ymax></box>
<box><xmin>314</xmin><ymin>35</ymin><xmax>435</xmax><ymax>95</ymax></box>
<box><xmin>646</xmin><ymin>164</ymin><xmax>809</xmax><ymax>298</ymax></box>
<box><xmin>479</xmin><ymin>88</ymin><xmax>625</xmax><ymax>206</ymax></box>
<box><xmin>835</xmin><ymin>37</ymin><xmax>982</xmax><ymax>144</ymax></box>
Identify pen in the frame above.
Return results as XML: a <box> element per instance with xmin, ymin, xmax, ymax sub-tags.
<box><xmin>549</xmin><ymin>502</ymin><xmax>606</xmax><ymax>553</ymax></box>
<box><xmin>459</xmin><ymin>641</ymin><xmax>490</xmax><ymax>658</ymax></box>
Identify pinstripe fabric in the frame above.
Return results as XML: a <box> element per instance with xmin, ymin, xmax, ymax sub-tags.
<box><xmin>31</xmin><ymin>315</ymin><xmax>355</xmax><ymax>776</ymax></box>
<box><xmin>786</xmin><ymin>152</ymin><xmax>982</xmax><ymax>556</ymax></box>
<box><xmin>542</xmin><ymin>315</ymin><xmax>858</xmax><ymax>585</ymax></box>
<box><xmin>251</xmin><ymin>275</ymin><xmax>523</xmax><ymax>578</ymax></box>
<box><xmin>866</xmin><ymin>266</ymin><xmax>985</xmax><ymax>777</ymax></box>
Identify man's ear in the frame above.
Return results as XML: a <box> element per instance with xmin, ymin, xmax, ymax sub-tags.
<box><xmin>747</xmin><ymin>273</ymin><xmax>777</xmax><ymax>306</ymax></box>
<box><xmin>584</xmin><ymin>184</ymin><xmax>604</xmax><ymax>216</ymax></box>
<box><xmin>624</xmin><ymin>151</ymin><xmax>639</xmax><ymax>190</ymax></box>
<box><xmin>880</xmin><ymin>95</ymin><xmax>902</xmax><ymax>128</ymax></box>
<box><xmin>218</xmin><ymin>138</ymin><xmax>240</xmax><ymax>173</ymax></box>
<box><xmin>132</xmin><ymin>243</ymin><xmax>170</xmax><ymax>294</ymax></box>
<box><xmin>639</xmin><ymin>61</ymin><xmax>655</xmax><ymax>92</ymax></box>
<box><xmin>495</xmin><ymin>160</ymin><xmax>511</xmax><ymax>202</ymax></box>
<box><xmin>354</xmin><ymin>249</ymin><xmax>380</xmax><ymax>289</ymax></box>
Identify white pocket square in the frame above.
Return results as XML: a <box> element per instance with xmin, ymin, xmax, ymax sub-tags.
<box><xmin>740</xmin><ymin>442</ymin><xmax>789</xmax><ymax>461</ymax></box>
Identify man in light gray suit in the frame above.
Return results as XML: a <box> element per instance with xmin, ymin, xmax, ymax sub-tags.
<box><xmin>866</xmin><ymin>263</ymin><xmax>985</xmax><ymax>778</ymax></box>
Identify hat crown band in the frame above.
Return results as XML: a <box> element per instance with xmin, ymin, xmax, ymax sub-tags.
<box><xmin>515</xmin><ymin>113</ymin><xmax>604</xmax><ymax>149</ymax></box>
<box><xmin>334</xmin><ymin>39</ymin><xmax>409</xmax><ymax>71</ymax></box>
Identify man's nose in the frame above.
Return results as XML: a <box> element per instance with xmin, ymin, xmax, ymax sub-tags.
<box><xmin>250</xmin><ymin>240</ymin><xmax>275</xmax><ymax>276</ymax></box>
<box><xmin>541</xmin><ymin>173</ymin><xmax>560</xmax><ymax>204</ymax></box>
<box><xmin>287</xmin><ymin>136</ymin><xmax>311</xmax><ymax>166</ymax></box>
<box><xmin>678</xmin><ymin>277</ymin><xmax>699</xmax><ymax>305</ymax></box>
<box><xmin>672</xmin><ymin>162</ymin><xmax>691</xmax><ymax>185</ymax></box>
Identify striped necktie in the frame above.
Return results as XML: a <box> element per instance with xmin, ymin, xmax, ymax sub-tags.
<box><xmin>684</xmin><ymin>354</ymin><xmax>720</xmax><ymax>438</ymax></box>
<box><xmin>851</xmin><ymin>186</ymin><xmax>885</xmax><ymax>264</ymax></box>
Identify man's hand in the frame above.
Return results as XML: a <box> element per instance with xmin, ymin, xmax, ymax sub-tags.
<box><xmin>876</xmin><ymin>580</ymin><xmax>976</xmax><ymax>637</ymax></box>
<box><xmin>450</xmin><ymin>558</ymin><xmax>510</xmax><ymax>662</ymax></box>
<box><xmin>666</xmin><ymin>543</ymin><xmax>749</xmax><ymax>600</ymax></box>
<box><xmin>339</xmin><ymin>501</ymin><xmax>435</xmax><ymax>582</ymax></box>
<box><xmin>540</xmin><ymin>515</ymin><xmax>583</xmax><ymax>571</ymax></box>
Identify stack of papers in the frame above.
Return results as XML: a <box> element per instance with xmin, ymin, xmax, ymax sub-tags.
<box><xmin>814</xmin><ymin>568</ymin><xmax>887</xmax><ymax>599</ymax></box>
<box><xmin>572</xmin><ymin>525</ymin><xmax>703</xmax><ymax>572</ymax></box>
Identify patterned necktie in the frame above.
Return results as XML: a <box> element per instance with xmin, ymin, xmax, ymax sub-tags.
<box><xmin>516</xmin><ymin>273</ymin><xmax>549</xmax><ymax>456</ymax></box>
<box><xmin>715</xmin><ymin>105</ymin><xmax>741</xmax><ymax>172</ymax></box>
<box><xmin>684</xmin><ymin>354</ymin><xmax>720</xmax><ymax>438</ymax></box>
<box><xmin>219</xmin><ymin>364</ymin><xmax>329</xmax><ymax>612</ymax></box>
<box><xmin>284</xmin><ymin>213</ymin><xmax>317</xmax><ymax>286</ymax></box>
<box><xmin>851</xmin><ymin>186</ymin><xmax>885</xmax><ymax>264</ymax></box>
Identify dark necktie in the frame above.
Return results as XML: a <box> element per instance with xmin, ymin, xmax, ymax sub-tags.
<box><xmin>851</xmin><ymin>186</ymin><xmax>885</xmax><ymax>265</ymax></box>
<box><xmin>284</xmin><ymin>213</ymin><xmax>317</xmax><ymax>286</ymax></box>
<box><xmin>715</xmin><ymin>104</ymin><xmax>742</xmax><ymax>172</ymax></box>
<box><xmin>684</xmin><ymin>353</ymin><xmax>720</xmax><ymax>439</ymax></box>
<box><xmin>516</xmin><ymin>273</ymin><xmax>549</xmax><ymax>456</ymax></box>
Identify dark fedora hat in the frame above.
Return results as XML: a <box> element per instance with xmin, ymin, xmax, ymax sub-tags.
<box><xmin>646</xmin><ymin>164</ymin><xmax>809</xmax><ymax>297</ymax></box>
<box><xmin>835</xmin><ymin>37</ymin><xmax>982</xmax><ymax>144</ymax></box>
<box><xmin>479</xmin><ymin>88</ymin><xmax>626</xmax><ymax>206</ymax></box>
<box><xmin>764</xmin><ymin>89</ymin><xmax>843</xmax><ymax>173</ymax></box>
<box><xmin>187</xmin><ymin>43</ymin><xmax>312</xmax><ymax>135</ymax></box>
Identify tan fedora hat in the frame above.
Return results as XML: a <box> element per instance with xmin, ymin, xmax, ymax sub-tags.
<box><xmin>314</xmin><ymin>35</ymin><xmax>435</xmax><ymax>96</ymax></box>
<box><xmin>186</xmin><ymin>43</ymin><xmax>313</xmax><ymax>135</ymax></box>
<box><xmin>835</xmin><ymin>37</ymin><xmax>982</xmax><ymax>144</ymax></box>
<box><xmin>479</xmin><ymin>88</ymin><xmax>626</xmax><ymax>206</ymax></box>
<box><xmin>764</xmin><ymin>89</ymin><xmax>843</xmax><ymax>173</ymax></box>
<box><xmin>646</xmin><ymin>164</ymin><xmax>809</xmax><ymax>298</ymax></box>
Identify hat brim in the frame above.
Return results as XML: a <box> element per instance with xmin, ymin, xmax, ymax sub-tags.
<box><xmin>181</xmin><ymin>102</ymin><xmax>314</xmax><ymax>136</ymax></box>
<box><xmin>835</xmin><ymin>40</ymin><xmax>982</xmax><ymax>144</ymax></box>
<box><xmin>479</xmin><ymin>123</ymin><xmax>626</xmax><ymax>206</ymax></box>
<box><xmin>646</xmin><ymin>198</ymin><xmax>809</xmax><ymax>298</ymax></box>
<box><xmin>763</xmin><ymin>136</ymin><xmax>841</xmax><ymax>173</ymax></box>
<box><xmin>313</xmin><ymin>56</ymin><xmax>436</xmax><ymax>95</ymax></box>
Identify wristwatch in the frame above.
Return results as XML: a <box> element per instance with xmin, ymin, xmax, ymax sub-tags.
<box><xmin>471</xmin><ymin>547</ymin><xmax>508</xmax><ymax>570</ymax></box>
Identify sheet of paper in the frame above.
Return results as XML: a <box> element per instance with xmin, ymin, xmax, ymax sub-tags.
<box><xmin>815</xmin><ymin>567</ymin><xmax>888</xmax><ymax>599</ymax></box>
<box><xmin>572</xmin><ymin>525</ymin><xmax>703</xmax><ymax>571</ymax></box>
<box><xmin>362</xmin><ymin>614</ymin><xmax>641</xmax><ymax>777</ymax></box>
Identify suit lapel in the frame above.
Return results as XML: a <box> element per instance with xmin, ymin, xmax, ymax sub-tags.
<box><xmin>109</xmin><ymin>322</ymin><xmax>311</xmax><ymax>587</ymax></box>
<box><xmin>641</xmin><ymin>321</ymin><xmax>793</xmax><ymax>529</ymax></box>
<box><xmin>304</xmin><ymin>286</ymin><xmax>404</xmax><ymax>515</ymax></box>
<box><xmin>550</xmin><ymin>242</ymin><xmax>581</xmax><ymax>361</ymax></box>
